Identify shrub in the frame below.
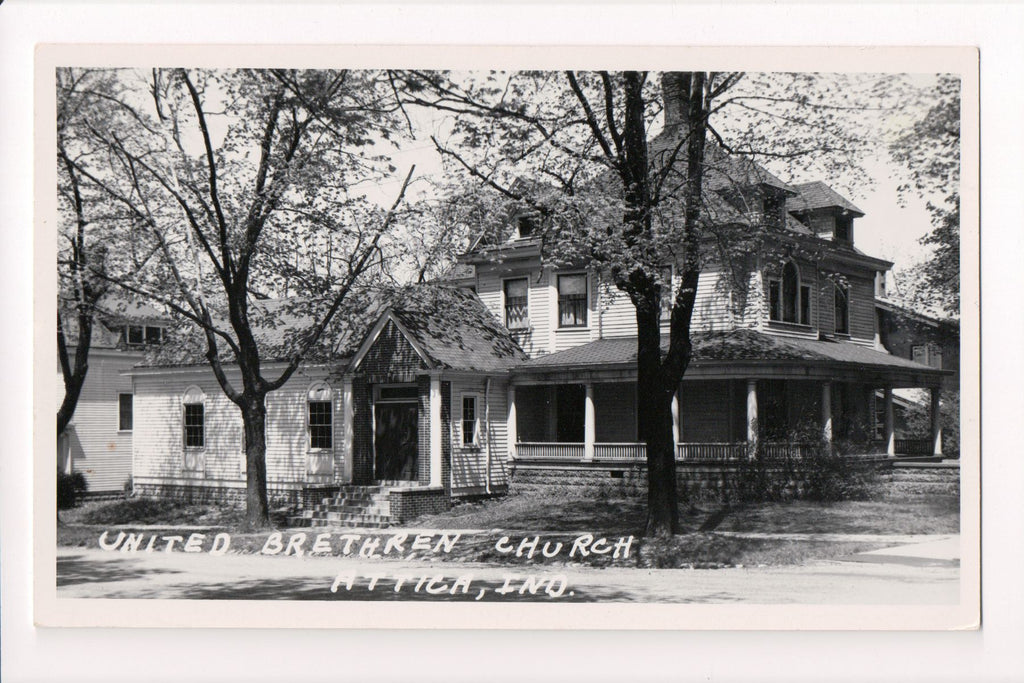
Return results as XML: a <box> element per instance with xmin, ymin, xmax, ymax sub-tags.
<box><xmin>57</xmin><ymin>471</ymin><xmax>88</xmax><ymax>510</ymax></box>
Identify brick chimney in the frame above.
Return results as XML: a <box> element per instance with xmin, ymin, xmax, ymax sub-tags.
<box><xmin>661</xmin><ymin>72</ymin><xmax>689</xmax><ymax>132</ymax></box>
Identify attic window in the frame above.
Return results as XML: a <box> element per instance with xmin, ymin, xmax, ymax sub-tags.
<box><xmin>516</xmin><ymin>215</ymin><xmax>535</xmax><ymax>239</ymax></box>
<box><xmin>124</xmin><ymin>324</ymin><xmax>164</xmax><ymax>345</ymax></box>
<box><xmin>126</xmin><ymin>325</ymin><xmax>144</xmax><ymax>345</ymax></box>
<box><xmin>835</xmin><ymin>215</ymin><xmax>852</xmax><ymax>242</ymax></box>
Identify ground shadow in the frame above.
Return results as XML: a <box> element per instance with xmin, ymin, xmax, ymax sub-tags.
<box><xmin>56</xmin><ymin>554</ymin><xmax>185</xmax><ymax>587</ymax></box>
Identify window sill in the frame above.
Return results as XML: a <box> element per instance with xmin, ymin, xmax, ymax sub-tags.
<box><xmin>555</xmin><ymin>326</ymin><xmax>590</xmax><ymax>333</ymax></box>
<box><xmin>767</xmin><ymin>320</ymin><xmax>813</xmax><ymax>332</ymax></box>
<box><xmin>117</xmin><ymin>429</ymin><xmax>133</xmax><ymax>435</ymax></box>
<box><xmin>457</xmin><ymin>444</ymin><xmax>482</xmax><ymax>452</ymax></box>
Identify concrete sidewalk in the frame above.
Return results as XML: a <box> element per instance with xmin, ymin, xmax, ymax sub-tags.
<box><xmin>842</xmin><ymin>535</ymin><xmax>959</xmax><ymax>567</ymax></box>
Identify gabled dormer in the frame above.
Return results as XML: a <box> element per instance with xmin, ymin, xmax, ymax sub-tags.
<box><xmin>786</xmin><ymin>181</ymin><xmax>864</xmax><ymax>246</ymax></box>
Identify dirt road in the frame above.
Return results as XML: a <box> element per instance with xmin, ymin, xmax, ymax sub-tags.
<box><xmin>56</xmin><ymin>538</ymin><xmax>958</xmax><ymax>604</ymax></box>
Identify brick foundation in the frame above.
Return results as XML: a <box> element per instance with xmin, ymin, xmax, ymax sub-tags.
<box><xmin>388</xmin><ymin>486</ymin><xmax>450</xmax><ymax>522</ymax></box>
<box><xmin>510</xmin><ymin>457</ymin><xmax>892</xmax><ymax>503</ymax></box>
<box><xmin>134</xmin><ymin>482</ymin><xmax>339</xmax><ymax>509</ymax></box>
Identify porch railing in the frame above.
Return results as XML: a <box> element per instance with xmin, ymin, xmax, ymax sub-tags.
<box><xmin>515</xmin><ymin>442</ymin><xmax>586</xmax><ymax>461</ymax></box>
<box><xmin>593</xmin><ymin>442</ymin><xmax>647</xmax><ymax>461</ymax></box>
<box><xmin>676</xmin><ymin>442</ymin><xmax>748</xmax><ymax>461</ymax></box>
<box><xmin>514</xmin><ymin>441</ymin><xmax>834</xmax><ymax>463</ymax></box>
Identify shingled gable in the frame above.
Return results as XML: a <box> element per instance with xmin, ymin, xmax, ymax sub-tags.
<box><xmin>348</xmin><ymin>285</ymin><xmax>528</xmax><ymax>378</ymax></box>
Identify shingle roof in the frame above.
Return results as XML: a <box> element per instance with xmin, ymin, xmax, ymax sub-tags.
<box><xmin>141</xmin><ymin>295</ymin><xmax>377</xmax><ymax>368</ymax></box>
<box><xmin>786</xmin><ymin>181</ymin><xmax>864</xmax><ymax>217</ymax></box>
<box><xmin>516</xmin><ymin>329</ymin><xmax>943</xmax><ymax>373</ymax></box>
<box><xmin>386</xmin><ymin>285</ymin><xmax>528</xmax><ymax>373</ymax></box>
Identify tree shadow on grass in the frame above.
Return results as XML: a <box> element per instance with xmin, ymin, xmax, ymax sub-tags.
<box><xmin>56</xmin><ymin>554</ymin><xmax>185</xmax><ymax>587</ymax></box>
<box><xmin>79</xmin><ymin>574</ymin><xmax>643</xmax><ymax>603</ymax></box>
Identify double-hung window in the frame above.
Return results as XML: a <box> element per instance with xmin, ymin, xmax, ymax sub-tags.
<box><xmin>307</xmin><ymin>383</ymin><xmax>333</xmax><ymax>450</ymax></box>
<box><xmin>183</xmin><ymin>404</ymin><xmax>205</xmax><ymax>448</ymax></box>
<box><xmin>118</xmin><ymin>393</ymin><xmax>133</xmax><ymax>431</ymax></box>
<box><xmin>504</xmin><ymin>278</ymin><xmax>529</xmax><ymax>330</ymax></box>
<box><xmin>461</xmin><ymin>395</ymin><xmax>479</xmax><ymax>446</ymax></box>
<box><xmin>557</xmin><ymin>273</ymin><xmax>588</xmax><ymax>328</ymax></box>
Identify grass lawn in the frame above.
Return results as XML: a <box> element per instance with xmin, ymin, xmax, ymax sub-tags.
<box><xmin>56</xmin><ymin>489</ymin><xmax>959</xmax><ymax>569</ymax></box>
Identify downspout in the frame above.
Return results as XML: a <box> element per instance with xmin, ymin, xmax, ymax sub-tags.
<box><xmin>484</xmin><ymin>377</ymin><xmax>492</xmax><ymax>495</ymax></box>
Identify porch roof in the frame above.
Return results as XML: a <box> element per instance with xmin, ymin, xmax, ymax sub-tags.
<box><xmin>513</xmin><ymin>329</ymin><xmax>949</xmax><ymax>384</ymax></box>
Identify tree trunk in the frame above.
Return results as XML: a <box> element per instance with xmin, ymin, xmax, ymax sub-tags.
<box><xmin>636</xmin><ymin>300</ymin><xmax>679</xmax><ymax>537</ymax></box>
<box><xmin>242</xmin><ymin>398</ymin><xmax>271</xmax><ymax>529</ymax></box>
<box><xmin>57</xmin><ymin>308</ymin><xmax>93</xmax><ymax>437</ymax></box>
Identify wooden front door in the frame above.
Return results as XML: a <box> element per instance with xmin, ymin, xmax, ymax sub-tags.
<box><xmin>374</xmin><ymin>402</ymin><xmax>419</xmax><ymax>481</ymax></box>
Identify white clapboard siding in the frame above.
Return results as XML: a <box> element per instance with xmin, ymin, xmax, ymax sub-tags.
<box><xmin>133</xmin><ymin>365</ymin><xmax>345</xmax><ymax>490</ymax></box>
<box><xmin>599</xmin><ymin>267</ymin><xmax>733</xmax><ymax>339</ymax></box>
<box><xmin>450</xmin><ymin>376</ymin><xmax>509</xmax><ymax>494</ymax></box>
<box><xmin>61</xmin><ymin>349</ymin><xmax>142</xmax><ymax>493</ymax></box>
<box><xmin>477</xmin><ymin>264</ymin><xmax>552</xmax><ymax>357</ymax></box>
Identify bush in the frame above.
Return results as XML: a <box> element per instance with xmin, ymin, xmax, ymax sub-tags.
<box><xmin>57</xmin><ymin>471</ymin><xmax>88</xmax><ymax>510</ymax></box>
<box><xmin>735</xmin><ymin>430</ymin><xmax>881</xmax><ymax>504</ymax></box>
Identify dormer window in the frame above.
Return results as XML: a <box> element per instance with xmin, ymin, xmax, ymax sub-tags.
<box><xmin>123</xmin><ymin>324</ymin><xmax>164</xmax><ymax>346</ymax></box>
<box><xmin>516</xmin><ymin>215</ymin><xmax>536</xmax><ymax>239</ymax></box>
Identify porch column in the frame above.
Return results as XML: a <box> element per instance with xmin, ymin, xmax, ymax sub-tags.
<box><xmin>746</xmin><ymin>380</ymin><xmax>758</xmax><ymax>457</ymax></box>
<box><xmin>883</xmin><ymin>386</ymin><xmax>895</xmax><ymax>456</ymax></box>
<box><xmin>583</xmin><ymin>383</ymin><xmax>595</xmax><ymax>461</ymax></box>
<box><xmin>671</xmin><ymin>389</ymin><xmax>680</xmax><ymax>450</ymax></box>
<box><xmin>507</xmin><ymin>385</ymin><xmax>518</xmax><ymax>460</ymax></box>
<box><xmin>342</xmin><ymin>378</ymin><xmax>354</xmax><ymax>482</ymax></box>
<box><xmin>430</xmin><ymin>375</ymin><xmax>442</xmax><ymax>487</ymax></box>
<box><xmin>930</xmin><ymin>386</ymin><xmax>943</xmax><ymax>456</ymax></box>
<box><xmin>821</xmin><ymin>381</ymin><xmax>833</xmax><ymax>447</ymax></box>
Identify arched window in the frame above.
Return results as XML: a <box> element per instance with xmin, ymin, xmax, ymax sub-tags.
<box><xmin>307</xmin><ymin>382</ymin><xmax>333</xmax><ymax>450</ymax></box>
<box><xmin>834</xmin><ymin>283</ymin><xmax>850</xmax><ymax>334</ymax></box>
<box><xmin>768</xmin><ymin>261</ymin><xmax>811</xmax><ymax>325</ymax></box>
<box><xmin>182</xmin><ymin>385</ymin><xmax>206</xmax><ymax>449</ymax></box>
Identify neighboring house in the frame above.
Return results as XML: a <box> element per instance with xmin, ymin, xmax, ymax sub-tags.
<box><xmin>875</xmin><ymin>298</ymin><xmax>960</xmax><ymax>454</ymax></box>
<box><xmin>58</xmin><ymin>297</ymin><xmax>170</xmax><ymax>495</ymax></box>
<box><xmin>126</xmin><ymin>76</ymin><xmax>951</xmax><ymax>521</ymax></box>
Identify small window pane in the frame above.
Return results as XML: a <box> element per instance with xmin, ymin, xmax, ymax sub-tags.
<box><xmin>658</xmin><ymin>266</ymin><xmax>673</xmax><ymax>317</ymax></box>
<box><xmin>146</xmin><ymin>326</ymin><xmax>162</xmax><ymax>344</ymax></box>
<box><xmin>379</xmin><ymin>386</ymin><xmax>419</xmax><ymax>401</ymax></box>
<box><xmin>183</xmin><ymin>403</ymin><xmax>204</xmax><ymax>448</ymax></box>
<box><xmin>834</xmin><ymin>284</ymin><xmax>849</xmax><ymax>334</ymax></box>
<box><xmin>308</xmin><ymin>400</ymin><xmax>332</xmax><ymax>449</ymax></box>
<box><xmin>118</xmin><ymin>393</ymin><xmax>133</xmax><ymax>431</ymax></box>
<box><xmin>127</xmin><ymin>325</ymin><xmax>144</xmax><ymax>344</ymax></box>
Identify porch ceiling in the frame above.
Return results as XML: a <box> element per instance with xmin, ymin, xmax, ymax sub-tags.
<box><xmin>512</xmin><ymin>329</ymin><xmax>949</xmax><ymax>387</ymax></box>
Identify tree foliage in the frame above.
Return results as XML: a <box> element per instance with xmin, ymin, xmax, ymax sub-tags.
<box><xmin>397</xmin><ymin>69</ymin><xmax>904</xmax><ymax>536</ymax></box>
<box><xmin>56</xmin><ymin>68</ymin><xmax>414</xmax><ymax>527</ymax></box>
<box><xmin>890</xmin><ymin>74</ymin><xmax>960</xmax><ymax>317</ymax></box>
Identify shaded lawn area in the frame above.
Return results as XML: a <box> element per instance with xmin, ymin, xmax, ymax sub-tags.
<box><xmin>413</xmin><ymin>490</ymin><xmax>960</xmax><ymax>537</ymax></box>
<box><xmin>56</xmin><ymin>490</ymin><xmax>959</xmax><ymax>569</ymax></box>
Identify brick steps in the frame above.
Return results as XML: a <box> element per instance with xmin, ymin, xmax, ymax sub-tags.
<box><xmin>288</xmin><ymin>485</ymin><xmax>398</xmax><ymax>528</ymax></box>
<box><xmin>883</xmin><ymin>463</ymin><xmax>960</xmax><ymax>497</ymax></box>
